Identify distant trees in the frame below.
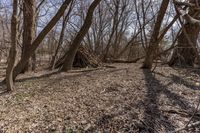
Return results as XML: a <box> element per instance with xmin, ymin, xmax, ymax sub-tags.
<box><xmin>2</xmin><ymin>0</ymin><xmax>200</xmax><ymax>90</ymax></box>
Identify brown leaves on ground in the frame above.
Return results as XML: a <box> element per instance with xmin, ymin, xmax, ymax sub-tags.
<box><xmin>0</xmin><ymin>63</ymin><xmax>199</xmax><ymax>133</ymax></box>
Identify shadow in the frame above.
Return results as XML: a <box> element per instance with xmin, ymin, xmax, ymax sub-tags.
<box><xmin>43</xmin><ymin>68</ymin><xmax>128</xmax><ymax>89</ymax></box>
<box><xmin>190</xmin><ymin>68</ymin><xmax>200</xmax><ymax>77</ymax></box>
<box><xmin>142</xmin><ymin>69</ymin><xmax>176</xmax><ymax>132</ymax></box>
<box><xmin>170</xmin><ymin>74</ymin><xmax>200</xmax><ymax>90</ymax></box>
<box><xmin>15</xmin><ymin>67</ymin><xmax>126</xmax><ymax>83</ymax></box>
<box><xmin>16</xmin><ymin>71</ymin><xmax>60</xmax><ymax>82</ymax></box>
<box><xmin>153</xmin><ymin>72</ymin><xmax>171</xmax><ymax>79</ymax></box>
<box><xmin>0</xmin><ymin>90</ymin><xmax>11</xmax><ymax>96</ymax></box>
<box><xmin>85</xmin><ymin>114</ymin><xmax>114</xmax><ymax>133</ymax></box>
<box><xmin>142</xmin><ymin>69</ymin><xmax>200</xmax><ymax>132</ymax></box>
<box><xmin>0</xmin><ymin>81</ymin><xmax>11</xmax><ymax>96</ymax></box>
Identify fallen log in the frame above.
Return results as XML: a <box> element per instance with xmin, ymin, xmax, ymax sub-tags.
<box><xmin>109</xmin><ymin>56</ymin><xmax>144</xmax><ymax>63</ymax></box>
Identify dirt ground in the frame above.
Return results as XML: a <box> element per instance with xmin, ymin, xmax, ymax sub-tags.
<box><xmin>0</xmin><ymin>63</ymin><xmax>199</xmax><ymax>133</ymax></box>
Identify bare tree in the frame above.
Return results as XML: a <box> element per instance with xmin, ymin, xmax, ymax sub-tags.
<box><xmin>6</xmin><ymin>0</ymin><xmax>18</xmax><ymax>91</ymax></box>
<box><xmin>169</xmin><ymin>0</ymin><xmax>200</xmax><ymax>66</ymax></box>
<box><xmin>142</xmin><ymin>0</ymin><xmax>170</xmax><ymax>69</ymax></box>
<box><xmin>61</xmin><ymin>0</ymin><xmax>102</xmax><ymax>71</ymax></box>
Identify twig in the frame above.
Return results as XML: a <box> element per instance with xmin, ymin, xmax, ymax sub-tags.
<box><xmin>171</xmin><ymin>97</ymin><xmax>200</xmax><ymax>133</ymax></box>
<box><xmin>185</xmin><ymin>97</ymin><xmax>200</xmax><ymax>127</ymax></box>
<box><xmin>173</xmin><ymin>121</ymin><xmax>200</xmax><ymax>133</ymax></box>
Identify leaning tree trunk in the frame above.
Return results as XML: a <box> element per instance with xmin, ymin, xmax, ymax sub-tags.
<box><xmin>50</xmin><ymin>14</ymin><xmax>68</xmax><ymax>70</ymax></box>
<box><xmin>7</xmin><ymin>0</ymin><xmax>73</xmax><ymax>81</ymax></box>
<box><xmin>142</xmin><ymin>0</ymin><xmax>170</xmax><ymax>69</ymax></box>
<box><xmin>61</xmin><ymin>0</ymin><xmax>101</xmax><ymax>72</ymax></box>
<box><xmin>169</xmin><ymin>23</ymin><xmax>200</xmax><ymax>66</ymax></box>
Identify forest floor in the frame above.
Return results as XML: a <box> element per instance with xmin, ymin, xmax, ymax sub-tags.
<box><xmin>0</xmin><ymin>63</ymin><xmax>200</xmax><ymax>133</ymax></box>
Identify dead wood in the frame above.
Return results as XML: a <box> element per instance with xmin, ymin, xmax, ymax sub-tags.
<box><xmin>54</xmin><ymin>45</ymin><xmax>101</xmax><ymax>69</ymax></box>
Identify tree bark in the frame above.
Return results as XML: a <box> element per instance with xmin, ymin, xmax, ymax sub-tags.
<box><xmin>142</xmin><ymin>0</ymin><xmax>170</xmax><ymax>69</ymax></box>
<box><xmin>169</xmin><ymin>24</ymin><xmax>200</xmax><ymax>66</ymax></box>
<box><xmin>61</xmin><ymin>0</ymin><xmax>101</xmax><ymax>72</ymax></box>
<box><xmin>8</xmin><ymin>0</ymin><xmax>72</xmax><ymax>81</ymax></box>
<box><xmin>50</xmin><ymin>1</ymin><xmax>73</xmax><ymax>69</ymax></box>
<box><xmin>169</xmin><ymin>3</ymin><xmax>200</xmax><ymax>67</ymax></box>
<box><xmin>21</xmin><ymin>0</ymin><xmax>36</xmax><ymax>73</ymax></box>
<box><xmin>6</xmin><ymin>0</ymin><xmax>18</xmax><ymax>91</ymax></box>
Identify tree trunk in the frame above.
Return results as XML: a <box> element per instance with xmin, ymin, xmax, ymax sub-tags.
<box><xmin>50</xmin><ymin>9</ymin><xmax>71</xmax><ymax>70</ymax></box>
<box><xmin>61</xmin><ymin>0</ymin><xmax>101</xmax><ymax>72</ymax></box>
<box><xmin>169</xmin><ymin>5</ymin><xmax>200</xmax><ymax>67</ymax></box>
<box><xmin>142</xmin><ymin>0</ymin><xmax>170</xmax><ymax>69</ymax></box>
<box><xmin>9</xmin><ymin>0</ymin><xmax>72</xmax><ymax>81</ymax></box>
<box><xmin>169</xmin><ymin>23</ymin><xmax>200</xmax><ymax>66</ymax></box>
<box><xmin>6</xmin><ymin>0</ymin><xmax>18</xmax><ymax>91</ymax></box>
<box><xmin>21</xmin><ymin>0</ymin><xmax>35</xmax><ymax>73</ymax></box>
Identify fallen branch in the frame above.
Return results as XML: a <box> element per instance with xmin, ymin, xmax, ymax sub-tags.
<box><xmin>172</xmin><ymin>121</ymin><xmax>200</xmax><ymax>133</ymax></box>
<box><xmin>162</xmin><ymin>109</ymin><xmax>200</xmax><ymax>118</ymax></box>
<box><xmin>110</xmin><ymin>57</ymin><xmax>144</xmax><ymax>63</ymax></box>
<box><xmin>171</xmin><ymin>97</ymin><xmax>200</xmax><ymax>133</ymax></box>
<box><xmin>68</xmin><ymin>67</ymin><xmax>103</xmax><ymax>73</ymax></box>
<box><xmin>184</xmin><ymin>97</ymin><xmax>200</xmax><ymax>127</ymax></box>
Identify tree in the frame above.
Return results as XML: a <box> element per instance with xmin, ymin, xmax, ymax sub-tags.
<box><xmin>169</xmin><ymin>0</ymin><xmax>200</xmax><ymax>66</ymax></box>
<box><xmin>21</xmin><ymin>0</ymin><xmax>36</xmax><ymax>73</ymax></box>
<box><xmin>50</xmin><ymin>0</ymin><xmax>74</xmax><ymax>70</ymax></box>
<box><xmin>8</xmin><ymin>0</ymin><xmax>73</xmax><ymax>81</ymax></box>
<box><xmin>142</xmin><ymin>0</ymin><xmax>170</xmax><ymax>69</ymax></box>
<box><xmin>6</xmin><ymin>0</ymin><xmax>18</xmax><ymax>91</ymax></box>
<box><xmin>61</xmin><ymin>0</ymin><xmax>102</xmax><ymax>71</ymax></box>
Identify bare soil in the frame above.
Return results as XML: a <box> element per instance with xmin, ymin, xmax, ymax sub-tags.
<box><xmin>0</xmin><ymin>63</ymin><xmax>199</xmax><ymax>133</ymax></box>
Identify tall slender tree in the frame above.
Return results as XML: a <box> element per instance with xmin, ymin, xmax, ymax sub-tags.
<box><xmin>6</xmin><ymin>0</ymin><xmax>18</xmax><ymax>91</ymax></box>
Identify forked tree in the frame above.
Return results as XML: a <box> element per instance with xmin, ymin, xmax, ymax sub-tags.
<box><xmin>142</xmin><ymin>0</ymin><xmax>170</xmax><ymax>69</ymax></box>
<box><xmin>5</xmin><ymin>0</ymin><xmax>73</xmax><ymax>81</ymax></box>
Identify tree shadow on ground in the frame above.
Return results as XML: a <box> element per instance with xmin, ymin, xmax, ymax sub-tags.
<box><xmin>189</xmin><ymin>68</ymin><xmax>200</xmax><ymax>77</ymax></box>
<box><xmin>142</xmin><ymin>69</ymin><xmax>176</xmax><ymax>133</ymax></box>
<box><xmin>16</xmin><ymin>71</ymin><xmax>60</xmax><ymax>82</ymax></box>
<box><xmin>0</xmin><ymin>81</ymin><xmax>8</xmax><ymax>96</ymax></box>
<box><xmin>170</xmin><ymin>74</ymin><xmax>200</xmax><ymax>90</ymax></box>
<box><xmin>82</xmin><ymin>69</ymin><xmax>199</xmax><ymax>133</ymax></box>
<box><xmin>43</xmin><ymin>68</ymin><xmax>128</xmax><ymax>89</ymax></box>
<box><xmin>84</xmin><ymin>70</ymin><xmax>178</xmax><ymax>133</ymax></box>
<box><xmin>142</xmin><ymin>69</ymin><xmax>200</xmax><ymax>133</ymax></box>
<box><xmin>15</xmin><ymin>67</ymin><xmax>126</xmax><ymax>82</ymax></box>
<box><xmin>0</xmin><ymin>67</ymin><xmax>126</xmax><ymax>98</ymax></box>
